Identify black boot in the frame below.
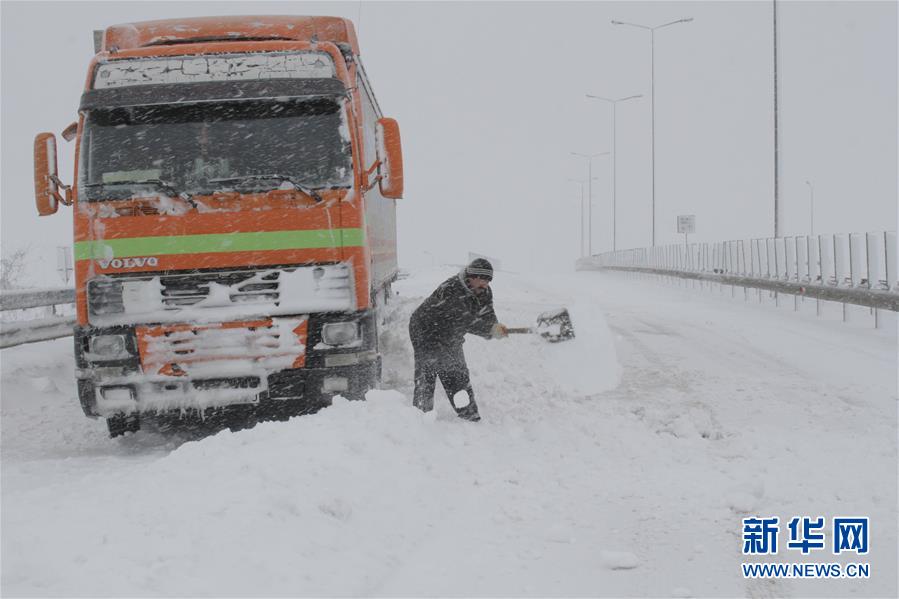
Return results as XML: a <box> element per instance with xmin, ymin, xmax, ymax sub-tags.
<box><xmin>456</xmin><ymin>403</ymin><xmax>481</xmax><ymax>422</ymax></box>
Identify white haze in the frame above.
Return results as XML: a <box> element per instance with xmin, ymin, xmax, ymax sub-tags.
<box><xmin>1</xmin><ymin>1</ymin><xmax>896</xmax><ymax>281</ymax></box>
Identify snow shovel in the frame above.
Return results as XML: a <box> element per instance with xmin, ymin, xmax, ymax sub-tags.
<box><xmin>506</xmin><ymin>308</ymin><xmax>575</xmax><ymax>343</ymax></box>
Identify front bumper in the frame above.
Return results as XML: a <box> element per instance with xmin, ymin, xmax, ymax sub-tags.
<box><xmin>77</xmin><ymin>357</ymin><xmax>381</xmax><ymax>418</ymax></box>
<box><xmin>74</xmin><ymin>310</ymin><xmax>380</xmax><ymax>419</ymax></box>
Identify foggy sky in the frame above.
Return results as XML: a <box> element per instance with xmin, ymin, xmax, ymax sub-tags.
<box><xmin>1</xmin><ymin>1</ymin><xmax>895</xmax><ymax>282</ymax></box>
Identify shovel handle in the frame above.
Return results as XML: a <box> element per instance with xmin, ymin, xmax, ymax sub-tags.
<box><xmin>505</xmin><ymin>327</ymin><xmax>534</xmax><ymax>334</ymax></box>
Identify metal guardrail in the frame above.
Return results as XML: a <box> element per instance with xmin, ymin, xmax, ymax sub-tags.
<box><xmin>0</xmin><ymin>287</ymin><xmax>75</xmax><ymax>349</ymax></box>
<box><xmin>0</xmin><ymin>287</ymin><xmax>75</xmax><ymax>310</ymax></box>
<box><xmin>578</xmin><ymin>232</ymin><xmax>899</xmax><ymax>314</ymax></box>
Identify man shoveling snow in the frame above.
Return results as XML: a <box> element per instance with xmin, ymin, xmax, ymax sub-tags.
<box><xmin>408</xmin><ymin>259</ymin><xmax>508</xmax><ymax>421</ymax></box>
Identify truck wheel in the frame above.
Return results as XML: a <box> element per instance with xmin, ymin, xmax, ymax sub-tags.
<box><xmin>107</xmin><ymin>414</ymin><xmax>140</xmax><ymax>438</ymax></box>
<box><xmin>343</xmin><ymin>388</ymin><xmax>368</xmax><ymax>402</ymax></box>
<box><xmin>345</xmin><ymin>357</ymin><xmax>382</xmax><ymax>401</ymax></box>
<box><xmin>76</xmin><ymin>379</ymin><xmax>98</xmax><ymax>417</ymax></box>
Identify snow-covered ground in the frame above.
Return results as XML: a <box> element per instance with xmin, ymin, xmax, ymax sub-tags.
<box><xmin>1</xmin><ymin>267</ymin><xmax>896</xmax><ymax>597</ymax></box>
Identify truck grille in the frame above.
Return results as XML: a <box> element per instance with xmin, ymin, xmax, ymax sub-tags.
<box><xmin>87</xmin><ymin>263</ymin><xmax>355</xmax><ymax>325</ymax></box>
<box><xmin>159</xmin><ymin>269</ymin><xmax>282</xmax><ymax>308</ymax></box>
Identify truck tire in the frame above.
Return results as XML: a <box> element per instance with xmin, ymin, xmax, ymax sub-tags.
<box><xmin>106</xmin><ymin>414</ymin><xmax>140</xmax><ymax>437</ymax></box>
<box><xmin>337</xmin><ymin>356</ymin><xmax>381</xmax><ymax>402</ymax></box>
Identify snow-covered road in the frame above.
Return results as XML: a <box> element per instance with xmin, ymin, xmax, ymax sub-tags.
<box><xmin>2</xmin><ymin>267</ymin><xmax>896</xmax><ymax>597</ymax></box>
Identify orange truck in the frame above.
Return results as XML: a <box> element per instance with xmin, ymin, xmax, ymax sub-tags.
<box><xmin>33</xmin><ymin>16</ymin><xmax>405</xmax><ymax>436</ymax></box>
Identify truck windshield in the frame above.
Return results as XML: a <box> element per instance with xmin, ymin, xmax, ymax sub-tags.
<box><xmin>78</xmin><ymin>98</ymin><xmax>352</xmax><ymax>201</ymax></box>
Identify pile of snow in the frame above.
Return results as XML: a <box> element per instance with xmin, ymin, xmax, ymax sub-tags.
<box><xmin>2</xmin><ymin>392</ymin><xmax>647</xmax><ymax>596</ymax></box>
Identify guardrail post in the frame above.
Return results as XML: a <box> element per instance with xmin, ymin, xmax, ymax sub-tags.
<box><xmin>866</xmin><ymin>232</ymin><xmax>879</xmax><ymax>289</ymax></box>
<box><xmin>886</xmin><ymin>231</ymin><xmax>898</xmax><ymax>291</ymax></box>
<box><xmin>795</xmin><ymin>236</ymin><xmax>800</xmax><ymax>281</ymax></box>
<box><xmin>774</xmin><ymin>239</ymin><xmax>780</xmax><ymax>307</ymax></box>
<box><xmin>730</xmin><ymin>241</ymin><xmax>736</xmax><ymax>298</ymax></box>
<box><xmin>849</xmin><ymin>233</ymin><xmax>859</xmax><ymax>287</ymax></box>
<box><xmin>722</xmin><ymin>242</ymin><xmax>727</xmax><ymax>294</ymax></box>
<box><xmin>749</xmin><ymin>239</ymin><xmax>755</xmax><ymax>277</ymax></box>
<box><xmin>852</xmin><ymin>233</ymin><xmax>860</xmax><ymax>323</ymax></box>
<box><xmin>833</xmin><ymin>234</ymin><xmax>846</xmax><ymax>322</ymax></box>
<box><xmin>831</xmin><ymin>234</ymin><xmax>839</xmax><ymax>286</ymax></box>
<box><xmin>740</xmin><ymin>239</ymin><xmax>748</xmax><ymax>275</ymax></box>
<box><xmin>865</xmin><ymin>232</ymin><xmax>882</xmax><ymax>329</ymax></box>
<box><xmin>814</xmin><ymin>235</ymin><xmax>822</xmax><ymax>316</ymax></box>
<box><xmin>766</xmin><ymin>238</ymin><xmax>773</xmax><ymax>278</ymax></box>
<box><xmin>756</xmin><ymin>239</ymin><xmax>763</xmax><ymax>303</ymax></box>
<box><xmin>740</xmin><ymin>240</ymin><xmax>747</xmax><ymax>301</ymax></box>
<box><xmin>790</xmin><ymin>237</ymin><xmax>796</xmax><ymax>310</ymax></box>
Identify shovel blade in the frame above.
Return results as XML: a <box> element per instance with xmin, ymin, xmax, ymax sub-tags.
<box><xmin>535</xmin><ymin>308</ymin><xmax>575</xmax><ymax>342</ymax></box>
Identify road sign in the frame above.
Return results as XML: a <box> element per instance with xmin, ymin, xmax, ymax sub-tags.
<box><xmin>677</xmin><ymin>215</ymin><xmax>696</xmax><ymax>234</ymax></box>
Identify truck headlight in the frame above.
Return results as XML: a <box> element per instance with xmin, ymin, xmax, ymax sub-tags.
<box><xmin>89</xmin><ymin>334</ymin><xmax>130</xmax><ymax>359</ymax></box>
<box><xmin>321</xmin><ymin>321</ymin><xmax>360</xmax><ymax>346</ymax></box>
<box><xmin>88</xmin><ymin>279</ymin><xmax>124</xmax><ymax>315</ymax></box>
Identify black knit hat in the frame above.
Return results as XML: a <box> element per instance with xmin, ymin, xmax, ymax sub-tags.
<box><xmin>465</xmin><ymin>258</ymin><xmax>494</xmax><ymax>281</ymax></box>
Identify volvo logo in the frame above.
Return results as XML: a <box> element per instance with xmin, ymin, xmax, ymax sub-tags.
<box><xmin>98</xmin><ymin>256</ymin><xmax>159</xmax><ymax>269</ymax></box>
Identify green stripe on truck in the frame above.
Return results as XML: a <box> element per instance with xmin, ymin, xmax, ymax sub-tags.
<box><xmin>74</xmin><ymin>228</ymin><xmax>365</xmax><ymax>260</ymax></box>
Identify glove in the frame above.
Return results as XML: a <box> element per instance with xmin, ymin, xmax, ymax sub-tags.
<box><xmin>491</xmin><ymin>323</ymin><xmax>509</xmax><ymax>339</ymax></box>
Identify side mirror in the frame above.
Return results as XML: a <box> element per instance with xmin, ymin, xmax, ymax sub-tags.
<box><xmin>61</xmin><ymin>121</ymin><xmax>78</xmax><ymax>142</ymax></box>
<box><xmin>33</xmin><ymin>132</ymin><xmax>71</xmax><ymax>216</ymax></box>
<box><xmin>376</xmin><ymin>117</ymin><xmax>404</xmax><ymax>199</ymax></box>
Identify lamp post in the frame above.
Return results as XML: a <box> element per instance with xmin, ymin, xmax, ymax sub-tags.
<box><xmin>774</xmin><ymin>0</ymin><xmax>782</xmax><ymax>238</ymax></box>
<box><xmin>805</xmin><ymin>180</ymin><xmax>814</xmax><ymax>236</ymax></box>
<box><xmin>586</xmin><ymin>93</ymin><xmax>642</xmax><ymax>251</ymax></box>
<box><xmin>611</xmin><ymin>17</ymin><xmax>693</xmax><ymax>246</ymax></box>
<box><xmin>567</xmin><ymin>178</ymin><xmax>585</xmax><ymax>257</ymax></box>
<box><xmin>571</xmin><ymin>152</ymin><xmax>610</xmax><ymax>256</ymax></box>
<box><xmin>568</xmin><ymin>177</ymin><xmax>601</xmax><ymax>257</ymax></box>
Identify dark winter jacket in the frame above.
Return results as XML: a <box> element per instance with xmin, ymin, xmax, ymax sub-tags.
<box><xmin>409</xmin><ymin>272</ymin><xmax>498</xmax><ymax>351</ymax></box>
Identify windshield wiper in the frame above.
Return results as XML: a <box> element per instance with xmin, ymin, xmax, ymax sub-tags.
<box><xmin>84</xmin><ymin>179</ymin><xmax>197</xmax><ymax>207</ymax></box>
<box><xmin>208</xmin><ymin>175</ymin><xmax>324</xmax><ymax>203</ymax></box>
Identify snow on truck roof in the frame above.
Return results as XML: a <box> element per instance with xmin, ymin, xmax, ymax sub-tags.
<box><xmin>101</xmin><ymin>16</ymin><xmax>360</xmax><ymax>55</ymax></box>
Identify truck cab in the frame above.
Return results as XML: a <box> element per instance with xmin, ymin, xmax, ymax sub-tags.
<box><xmin>33</xmin><ymin>16</ymin><xmax>404</xmax><ymax>436</ymax></box>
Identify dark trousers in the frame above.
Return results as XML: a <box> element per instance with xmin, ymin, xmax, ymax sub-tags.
<box><xmin>410</xmin><ymin>338</ymin><xmax>479</xmax><ymax>420</ymax></box>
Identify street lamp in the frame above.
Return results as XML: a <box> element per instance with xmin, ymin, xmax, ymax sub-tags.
<box><xmin>611</xmin><ymin>17</ymin><xmax>693</xmax><ymax>246</ymax></box>
<box><xmin>567</xmin><ymin>178</ymin><xmax>586</xmax><ymax>257</ymax></box>
<box><xmin>568</xmin><ymin>177</ymin><xmax>601</xmax><ymax>257</ymax></box>
<box><xmin>586</xmin><ymin>93</ymin><xmax>642</xmax><ymax>251</ymax></box>
<box><xmin>805</xmin><ymin>180</ymin><xmax>814</xmax><ymax>236</ymax></box>
<box><xmin>571</xmin><ymin>152</ymin><xmax>610</xmax><ymax>256</ymax></box>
